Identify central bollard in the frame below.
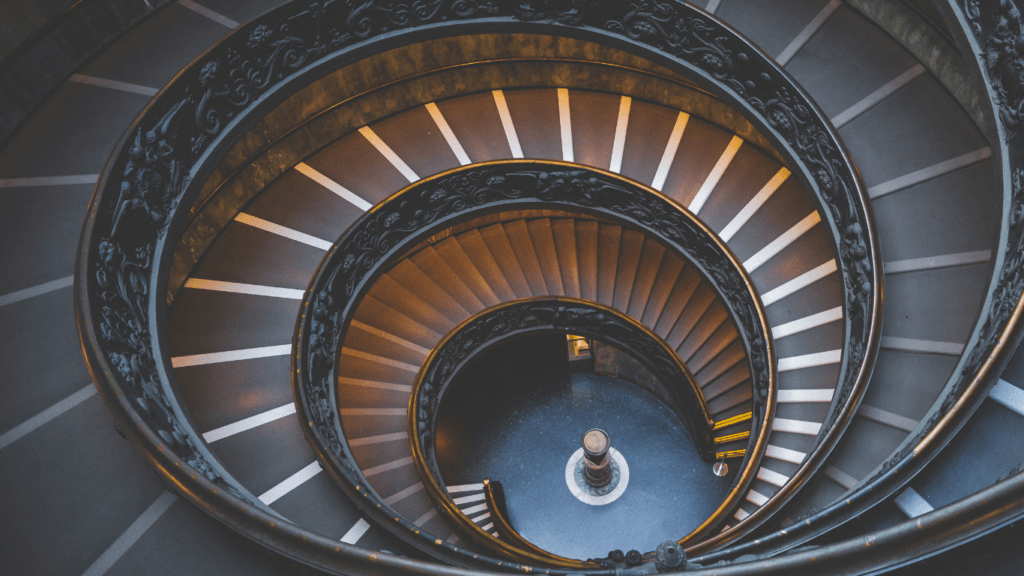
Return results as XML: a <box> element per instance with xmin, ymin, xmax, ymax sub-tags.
<box><xmin>582</xmin><ymin>428</ymin><xmax>612</xmax><ymax>488</ymax></box>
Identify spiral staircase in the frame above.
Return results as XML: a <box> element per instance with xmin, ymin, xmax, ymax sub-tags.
<box><xmin>2</xmin><ymin>0</ymin><xmax>1024</xmax><ymax>574</ymax></box>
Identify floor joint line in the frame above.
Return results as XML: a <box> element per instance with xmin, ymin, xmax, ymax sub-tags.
<box><xmin>868</xmin><ymin>148</ymin><xmax>991</xmax><ymax>199</ymax></box>
<box><xmin>558</xmin><ymin>88</ymin><xmax>574</xmax><ymax>162</ymax></box>
<box><xmin>425</xmin><ymin>102</ymin><xmax>471</xmax><ymax>165</ymax></box>
<box><xmin>171</xmin><ymin>344</ymin><xmax>291</xmax><ymax>368</ymax></box>
<box><xmin>0</xmin><ymin>384</ymin><xmax>97</xmax><ymax>451</ymax></box>
<box><xmin>879</xmin><ymin>336</ymin><xmax>964</xmax><ymax>356</ymax></box>
<box><xmin>69</xmin><ymin>74</ymin><xmax>158</xmax><ymax>96</ymax></box>
<box><xmin>651</xmin><ymin>112</ymin><xmax>690</xmax><ymax>190</ymax></box>
<box><xmin>609</xmin><ymin>95</ymin><xmax>631</xmax><ymax>173</ymax></box>
<box><xmin>0</xmin><ymin>174</ymin><xmax>98</xmax><ymax>188</ymax></box>
<box><xmin>772</xmin><ymin>306</ymin><xmax>843</xmax><ymax>339</ymax></box>
<box><xmin>689</xmin><ymin>135</ymin><xmax>742</xmax><ymax>215</ymax></box>
<box><xmin>0</xmin><ymin>275</ymin><xmax>74</xmax><ymax>307</ymax></box>
<box><xmin>743</xmin><ymin>211</ymin><xmax>820</xmax><ymax>272</ymax></box>
<box><xmin>234</xmin><ymin>213</ymin><xmax>333</xmax><ymax>250</ymax></box>
<box><xmin>776</xmin><ymin>0</ymin><xmax>842</xmax><ymax>66</ymax></box>
<box><xmin>832</xmin><ymin>64</ymin><xmax>926</xmax><ymax>128</ymax></box>
<box><xmin>80</xmin><ymin>492</ymin><xmax>177</xmax><ymax>576</ymax></box>
<box><xmin>762</xmin><ymin>260</ymin><xmax>836</xmax><ymax>306</ymax></box>
<box><xmin>295</xmin><ymin>163</ymin><xmax>372</xmax><ymax>210</ymax></box>
<box><xmin>359</xmin><ymin>126</ymin><xmax>419</xmax><ymax>182</ymax></box>
<box><xmin>858</xmin><ymin>404</ymin><xmax>918</xmax><ymax>432</ymax></box>
<box><xmin>719</xmin><ymin>167</ymin><xmax>790</xmax><ymax>242</ymax></box>
<box><xmin>894</xmin><ymin>487</ymin><xmax>934</xmax><ymax>518</ymax></box>
<box><xmin>884</xmin><ymin>250</ymin><xmax>991</xmax><ymax>275</ymax></box>
<box><xmin>183</xmin><ymin>278</ymin><xmax>305</xmax><ymax>299</ymax></box>
<box><xmin>176</xmin><ymin>0</ymin><xmax>239</xmax><ymax>28</ymax></box>
<box><xmin>991</xmin><ymin>379</ymin><xmax>1024</xmax><ymax>416</ymax></box>
<box><xmin>492</xmin><ymin>90</ymin><xmax>523</xmax><ymax>158</ymax></box>
<box><xmin>824</xmin><ymin>465</ymin><xmax>858</xmax><ymax>490</ymax></box>
<box><xmin>202</xmin><ymin>403</ymin><xmax>297</xmax><ymax>443</ymax></box>
<box><xmin>340</xmin><ymin>518</ymin><xmax>371</xmax><ymax>544</ymax></box>
<box><xmin>259</xmin><ymin>461</ymin><xmax>323</xmax><ymax>504</ymax></box>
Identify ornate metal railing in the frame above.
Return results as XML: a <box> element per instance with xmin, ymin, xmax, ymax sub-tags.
<box><xmin>413</xmin><ymin>298</ymin><xmax>712</xmax><ymax>465</ymax></box>
<box><xmin>294</xmin><ymin>162</ymin><xmax>775</xmax><ymax>570</ymax></box>
<box><xmin>686</xmin><ymin>0</ymin><xmax>1024</xmax><ymax>563</ymax></box>
<box><xmin>74</xmin><ymin>0</ymin><xmax>888</xmax><ymax>573</ymax></box>
<box><xmin>405</xmin><ymin>297</ymin><xmax>752</xmax><ymax>566</ymax></box>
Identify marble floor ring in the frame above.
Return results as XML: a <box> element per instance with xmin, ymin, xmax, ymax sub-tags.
<box><xmin>565</xmin><ymin>447</ymin><xmax>630</xmax><ymax>505</ymax></box>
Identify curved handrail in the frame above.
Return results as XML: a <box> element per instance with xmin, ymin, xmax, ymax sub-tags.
<box><xmin>688</xmin><ymin>0</ymin><xmax>1024</xmax><ymax>562</ymax></box>
<box><xmin>412</xmin><ymin>296</ymin><xmax>712</xmax><ymax>463</ymax></box>
<box><xmin>74</xmin><ymin>0</ymin><xmax>884</xmax><ymax>573</ymax></box>
<box><xmin>684</xmin><ymin>468</ymin><xmax>1024</xmax><ymax>574</ymax></box>
<box><xmin>0</xmin><ymin>0</ymin><xmax>177</xmax><ymax>145</ymax></box>
<box><xmin>295</xmin><ymin>163</ymin><xmax>776</xmax><ymax>569</ymax></box>
<box><xmin>482</xmin><ymin>479</ymin><xmax>552</xmax><ymax>559</ymax></box>
<box><xmin>406</xmin><ymin>297</ymin><xmax>757</xmax><ymax>566</ymax></box>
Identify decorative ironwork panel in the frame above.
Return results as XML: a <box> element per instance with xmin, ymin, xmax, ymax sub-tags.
<box><xmin>295</xmin><ymin>162</ymin><xmax>774</xmax><ymax>566</ymax></box>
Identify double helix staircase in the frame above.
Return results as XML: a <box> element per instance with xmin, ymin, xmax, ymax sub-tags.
<box><xmin>2</xmin><ymin>0</ymin><xmax>1024</xmax><ymax>574</ymax></box>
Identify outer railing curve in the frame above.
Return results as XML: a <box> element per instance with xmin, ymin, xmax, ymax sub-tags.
<box><xmin>74</xmin><ymin>0</ymin><xmax>885</xmax><ymax>573</ymax></box>
<box><xmin>295</xmin><ymin>162</ymin><xmax>775</xmax><ymax>571</ymax></box>
<box><xmin>688</xmin><ymin>0</ymin><xmax>1024</xmax><ymax>563</ymax></box>
<box><xmin>405</xmin><ymin>296</ymin><xmax>767</xmax><ymax>567</ymax></box>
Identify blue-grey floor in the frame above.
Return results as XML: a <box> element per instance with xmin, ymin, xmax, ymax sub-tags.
<box><xmin>435</xmin><ymin>337</ymin><xmax>736</xmax><ymax>560</ymax></box>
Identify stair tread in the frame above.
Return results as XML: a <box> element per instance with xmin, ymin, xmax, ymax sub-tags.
<box><xmin>353</xmin><ymin>295</ymin><xmax>443</xmax><ymax>350</ymax></box>
<box><xmin>640</xmin><ymin>255</ymin><xmax>686</xmax><ymax>329</ymax></box>
<box><xmin>367</xmin><ymin>104</ymin><xmax>462</xmax><ymax>179</ymax></box>
<box><xmin>411</xmin><ymin>246</ymin><xmax>488</xmax><ymax>314</ymax></box>
<box><xmin>576</xmin><ymin>220</ymin><xmax>600</xmax><ymax>301</ymax></box>
<box><xmin>596</xmin><ymin>223</ymin><xmax>622</xmax><ymax>306</ymax></box>
<box><xmin>551</xmin><ymin>219</ymin><xmax>583</xmax><ymax>298</ymax></box>
<box><xmin>474</xmin><ymin>224</ymin><xmax>533</xmax><ymax>298</ymax></box>
<box><xmin>503</xmin><ymin>219</ymin><xmax>550</xmax><ymax>296</ymax></box>
<box><xmin>526</xmin><ymin>218</ymin><xmax>566</xmax><ymax>296</ymax></box>
<box><xmin>619</xmin><ymin>99</ymin><xmax>684</xmax><ymax>186</ymax></box>
<box><xmin>694</xmin><ymin>340</ymin><xmax>747</xmax><ymax>388</ymax></box>
<box><xmin>687</xmin><ymin>320</ymin><xmax>740</xmax><ymax>374</ymax></box>
<box><xmin>677</xmin><ymin>302</ymin><xmax>730</xmax><ymax>363</ymax></box>
<box><xmin>386</xmin><ymin>259</ymin><xmax>473</xmax><ymax>323</ymax></box>
<box><xmin>612</xmin><ymin>229</ymin><xmax>645</xmax><ymax>313</ymax></box>
<box><xmin>366</xmin><ymin>274</ymin><xmax>457</xmax><ymax>335</ymax></box>
<box><xmin>434</xmin><ymin>91</ymin><xmax>515</xmax><ymax>162</ymax></box>
<box><xmin>502</xmin><ymin>88</ymin><xmax>562</xmax><ymax>160</ymax></box>
<box><xmin>306</xmin><ymin>129</ymin><xmax>408</xmax><ymax>205</ymax></box>
<box><xmin>665</xmin><ymin>284</ymin><xmax>716</xmax><ymax>350</ymax></box>
<box><xmin>651</xmin><ymin>264</ymin><xmax>700</xmax><ymax>337</ymax></box>
<box><xmin>627</xmin><ymin>239</ymin><xmax>667</xmax><ymax>321</ymax></box>
<box><xmin>568</xmin><ymin>90</ymin><xmax>620</xmax><ymax>170</ymax></box>
<box><xmin>658</xmin><ymin>116</ymin><xmax>736</xmax><ymax>207</ymax></box>
<box><xmin>434</xmin><ymin>235</ymin><xmax>507</xmax><ymax>306</ymax></box>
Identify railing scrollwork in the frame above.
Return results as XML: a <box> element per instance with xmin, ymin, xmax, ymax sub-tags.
<box><xmin>295</xmin><ymin>162</ymin><xmax>776</xmax><ymax>570</ymax></box>
<box><xmin>75</xmin><ymin>0</ymin><xmax>892</xmax><ymax>572</ymax></box>
<box><xmin>407</xmin><ymin>298</ymin><xmax>730</xmax><ymax>565</ymax></box>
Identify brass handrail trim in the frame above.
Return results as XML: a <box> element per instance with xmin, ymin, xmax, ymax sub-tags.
<box><xmin>483</xmin><ymin>479</ymin><xmax>576</xmax><ymax>564</ymax></box>
<box><xmin>406</xmin><ymin>296</ymin><xmax>704</xmax><ymax>567</ymax></box>
<box><xmin>291</xmin><ymin>159</ymin><xmax>776</xmax><ymax>567</ymax></box>
<box><xmin>377</xmin><ymin>156</ymin><xmax>777</xmax><ymax>554</ymax></box>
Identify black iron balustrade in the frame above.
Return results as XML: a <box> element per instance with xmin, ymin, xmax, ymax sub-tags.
<box><xmin>686</xmin><ymin>0</ymin><xmax>1024</xmax><ymax>563</ymax></box>
<box><xmin>73</xmin><ymin>0</ymin><xmax>900</xmax><ymax>572</ymax></box>
<box><xmin>294</xmin><ymin>162</ymin><xmax>775</xmax><ymax>570</ymax></box>
<box><xmin>413</xmin><ymin>299</ymin><xmax>715</xmax><ymax>468</ymax></box>
<box><xmin>404</xmin><ymin>297</ymin><xmax>773</xmax><ymax>567</ymax></box>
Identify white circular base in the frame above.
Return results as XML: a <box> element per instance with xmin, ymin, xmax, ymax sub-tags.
<box><xmin>564</xmin><ymin>447</ymin><xmax>629</xmax><ymax>505</ymax></box>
